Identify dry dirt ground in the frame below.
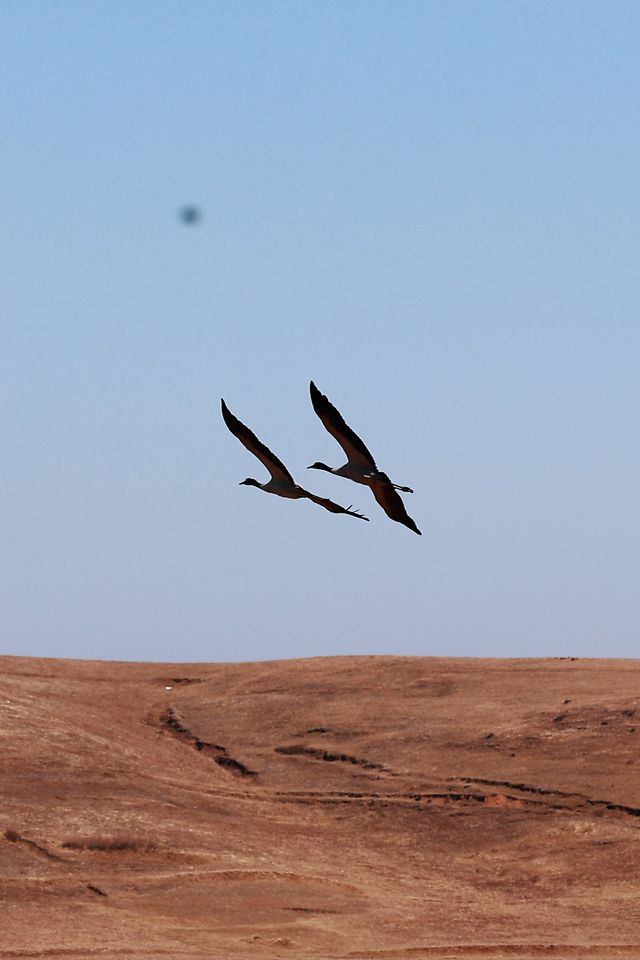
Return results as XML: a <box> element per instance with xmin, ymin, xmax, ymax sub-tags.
<box><xmin>1</xmin><ymin>655</ymin><xmax>640</xmax><ymax>960</ymax></box>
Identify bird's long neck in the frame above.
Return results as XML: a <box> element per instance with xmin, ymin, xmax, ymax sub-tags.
<box><xmin>308</xmin><ymin>462</ymin><xmax>334</xmax><ymax>473</ymax></box>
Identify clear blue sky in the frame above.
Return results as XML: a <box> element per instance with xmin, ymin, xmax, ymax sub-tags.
<box><xmin>2</xmin><ymin>2</ymin><xmax>638</xmax><ymax>662</ymax></box>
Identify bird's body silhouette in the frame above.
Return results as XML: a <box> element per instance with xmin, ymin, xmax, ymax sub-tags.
<box><xmin>221</xmin><ymin>399</ymin><xmax>368</xmax><ymax>521</ymax></box>
<box><xmin>307</xmin><ymin>381</ymin><xmax>421</xmax><ymax>535</ymax></box>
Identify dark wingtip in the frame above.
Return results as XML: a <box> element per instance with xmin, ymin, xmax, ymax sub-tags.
<box><xmin>220</xmin><ymin>398</ymin><xmax>236</xmax><ymax>431</ymax></box>
<box><xmin>404</xmin><ymin>516</ymin><xmax>422</xmax><ymax>535</ymax></box>
<box><xmin>344</xmin><ymin>501</ymin><xmax>369</xmax><ymax>521</ymax></box>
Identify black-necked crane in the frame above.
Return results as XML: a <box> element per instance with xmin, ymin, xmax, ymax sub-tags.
<box><xmin>307</xmin><ymin>381</ymin><xmax>421</xmax><ymax>535</ymax></box>
<box><xmin>221</xmin><ymin>399</ymin><xmax>369</xmax><ymax>522</ymax></box>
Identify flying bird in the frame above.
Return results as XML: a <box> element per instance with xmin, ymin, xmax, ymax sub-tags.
<box><xmin>307</xmin><ymin>381</ymin><xmax>421</xmax><ymax>535</ymax></box>
<box><xmin>221</xmin><ymin>399</ymin><xmax>369</xmax><ymax>522</ymax></box>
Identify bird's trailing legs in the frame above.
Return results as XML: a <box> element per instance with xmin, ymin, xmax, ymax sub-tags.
<box><xmin>365</xmin><ymin>472</ymin><xmax>413</xmax><ymax>494</ymax></box>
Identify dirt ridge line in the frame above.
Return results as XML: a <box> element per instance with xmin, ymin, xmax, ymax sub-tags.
<box><xmin>3</xmin><ymin>830</ymin><xmax>66</xmax><ymax>862</ymax></box>
<box><xmin>274</xmin><ymin>743</ymin><xmax>388</xmax><ymax>771</ymax></box>
<box><xmin>456</xmin><ymin>777</ymin><xmax>640</xmax><ymax>818</ymax></box>
<box><xmin>160</xmin><ymin>707</ymin><xmax>256</xmax><ymax>777</ymax></box>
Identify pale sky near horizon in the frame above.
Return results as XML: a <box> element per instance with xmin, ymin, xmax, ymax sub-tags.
<box><xmin>2</xmin><ymin>2</ymin><xmax>638</xmax><ymax>662</ymax></box>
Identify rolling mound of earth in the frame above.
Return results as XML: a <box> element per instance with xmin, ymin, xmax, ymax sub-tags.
<box><xmin>2</xmin><ymin>655</ymin><xmax>640</xmax><ymax>960</ymax></box>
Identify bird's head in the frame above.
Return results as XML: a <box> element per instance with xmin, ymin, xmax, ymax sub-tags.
<box><xmin>239</xmin><ymin>478</ymin><xmax>262</xmax><ymax>488</ymax></box>
<box><xmin>307</xmin><ymin>461</ymin><xmax>332</xmax><ymax>472</ymax></box>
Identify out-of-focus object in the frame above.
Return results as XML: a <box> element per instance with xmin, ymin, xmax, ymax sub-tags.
<box><xmin>178</xmin><ymin>205</ymin><xmax>203</xmax><ymax>225</ymax></box>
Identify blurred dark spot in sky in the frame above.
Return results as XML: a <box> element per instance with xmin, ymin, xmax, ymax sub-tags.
<box><xmin>179</xmin><ymin>205</ymin><xmax>203</xmax><ymax>225</ymax></box>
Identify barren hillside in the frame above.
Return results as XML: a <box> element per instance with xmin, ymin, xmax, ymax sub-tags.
<box><xmin>1</xmin><ymin>655</ymin><xmax>640</xmax><ymax>960</ymax></box>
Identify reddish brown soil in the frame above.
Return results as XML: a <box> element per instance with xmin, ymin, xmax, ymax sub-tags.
<box><xmin>2</xmin><ymin>655</ymin><xmax>640</xmax><ymax>960</ymax></box>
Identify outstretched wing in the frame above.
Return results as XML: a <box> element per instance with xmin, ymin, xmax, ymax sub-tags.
<box><xmin>300</xmin><ymin>487</ymin><xmax>369</xmax><ymax>521</ymax></box>
<box><xmin>221</xmin><ymin>399</ymin><xmax>295</xmax><ymax>484</ymax></box>
<box><xmin>309</xmin><ymin>381</ymin><xmax>378</xmax><ymax>471</ymax></box>
<box><xmin>370</xmin><ymin>474</ymin><xmax>421</xmax><ymax>535</ymax></box>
